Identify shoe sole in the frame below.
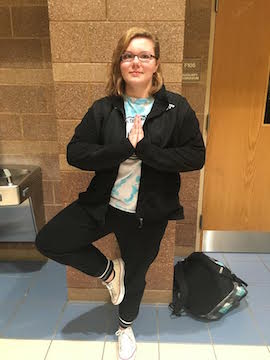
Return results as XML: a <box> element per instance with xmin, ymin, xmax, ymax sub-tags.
<box><xmin>114</xmin><ymin>258</ymin><xmax>125</xmax><ymax>305</ymax></box>
<box><xmin>119</xmin><ymin>347</ymin><xmax>136</xmax><ymax>360</ymax></box>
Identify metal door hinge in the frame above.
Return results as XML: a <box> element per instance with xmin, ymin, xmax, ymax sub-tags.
<box><xmin>199</xmin><ymin>214</ymin><xmax>203</xmax><ymax>230</ymax></box>
<box><xmin>205</xmin><ymin>114</ymin><xmax>210</xmax><ymax>132</ymax></box>
<box><xmin>215</xmin><ymin>0</ymin><xmax>219</xmax><ymax>13</ymax></box>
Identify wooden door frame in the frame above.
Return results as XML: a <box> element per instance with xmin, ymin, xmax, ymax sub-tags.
<box><xmin>196</xmin><ymin>0</ymin><xmax>270</xmax><ymax>253</ymax></box>
<box><xmin>195</xmin><ymin>0</ymin><xmax>216</xmax><ymax>251</ymax></box>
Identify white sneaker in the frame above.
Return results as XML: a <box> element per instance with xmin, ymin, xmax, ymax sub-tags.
<box><xmin>115</xmin><ymin>326</ymin><xmax>136</xmax><ymax>360</ymax></box>
<box><xmin>102</xmin><ymin>258</ymin><xmax>125</xmax><ymax>305</ymax></box>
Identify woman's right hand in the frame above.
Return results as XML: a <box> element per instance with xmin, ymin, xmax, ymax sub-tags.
<box><xmin>128</xmin><ymin>122</ymin><xmax>138</xmax><ymax>148</ymax></box>
<box><xmin>128</xmin><ymin>115</ymin><xmax>144</xmax><ymax>148</ymax></box>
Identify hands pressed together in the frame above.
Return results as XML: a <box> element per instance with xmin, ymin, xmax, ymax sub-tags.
<box><xmin>128</xmin><ymin>115</ymin><xmax>144</xmax><ymax>148</ymax></box>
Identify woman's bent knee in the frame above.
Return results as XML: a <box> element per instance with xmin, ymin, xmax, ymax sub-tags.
<box><xmin>35</xmin><ymin>227</ymin><xmax>50</xmax><ymax>256</ymax></box>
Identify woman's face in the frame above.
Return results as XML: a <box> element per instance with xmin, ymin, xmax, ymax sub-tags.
<box><xmin>120</xmin><ymin>37</ymin><xmax>159</xmax><ymax>96</ymax></box>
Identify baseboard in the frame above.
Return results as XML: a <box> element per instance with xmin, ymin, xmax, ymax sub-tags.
<box><xmin>0</xmin><ymin>243</ymin><xmax>47</xmax><ymax>261</ymax></box>
<box><xmin>174</xmin><ymin>245</ymin><xmax>194</xmax><ymax>257</ymax></box>
<box><xmin>68</xmin><ymin>288</ymin><xmax>172</xmax><ymax>304</ymax></box>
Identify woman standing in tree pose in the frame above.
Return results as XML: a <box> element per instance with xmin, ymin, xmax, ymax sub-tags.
<box><xmin>35</xmin><ymin>27</ymin><xmax>205</xmax><ymax>360</ymax></box>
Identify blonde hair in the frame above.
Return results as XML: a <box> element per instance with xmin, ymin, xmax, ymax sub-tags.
<box><xmin>105</xmin><ymin>27</ymin><xmax>163</xmax><ymax>97</ymax></box>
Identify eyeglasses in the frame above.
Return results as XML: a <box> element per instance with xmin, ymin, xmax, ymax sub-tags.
<box><xmin>120</xmin><ymin>52</ymin><xmax>157</xmax><ymax>63</ymax></box>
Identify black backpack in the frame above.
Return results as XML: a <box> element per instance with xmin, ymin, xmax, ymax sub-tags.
<box><xmin>169</xmin><ymin>252</ymin><xmax>248</xmax><ymax>320</ymax></box>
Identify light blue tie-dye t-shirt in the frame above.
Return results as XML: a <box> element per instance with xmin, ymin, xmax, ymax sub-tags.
<box><xmin>109</xmin><ymin>96</ymin><xmax>154</xmax><ymax>213</ymax></box>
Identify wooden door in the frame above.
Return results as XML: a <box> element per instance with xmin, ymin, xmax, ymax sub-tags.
<box><xmin>202</xmin><ymin>0</ymin><xmax>270</xmax><ymax>232</ymax></box>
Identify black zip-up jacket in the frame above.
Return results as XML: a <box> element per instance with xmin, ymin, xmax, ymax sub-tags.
<box><xmin>67</xmin><ymin>85</ymin><xmax>205</xmax><ymax>225</ymax></box>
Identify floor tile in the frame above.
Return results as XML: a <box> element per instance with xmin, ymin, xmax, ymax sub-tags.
<box><xmin>2</xmin><ymin>298</ymin><xmax>66</xmax><ymax>340</ymax></box>
<box><xmin>0</xmin><ymin>339</ymin><xmax>51</xmax><ymax>360</ymax></box>
<box><xmin>223</xmin><ymin>253</ymin><xmax>261</xmax><ymax>263</ymax></box>
<box><xmin>27</xmin><ymin>260</ymin><xmax>67</xmax><ymax>302</ymax></box>
<box><xmin>223</xmin><ymin>261</ymin><xmax>270</xmax><ymax>285</ymax></box>
<box><xmin>46</xmin><ymin>340</ymin><xmax>104</xmax><ymax>360</ymax></box>
<box><xmin>0</xmin><ymin>261</ymin><xmax>44</xmax><ymax>277</ymax></box>
<box><xmin>263</xmin><ymin>262</ymin><xmax>270</xmax><ymax>271</ymax></box>
<box><xmin>0</xmin><ymin>276</ymin><xmax>32</xmax><ymax>331</ymax></box>
<box><xmin>103</xmin><ymin>341</ymin><xmax>159</xmax><ymax>360</ymax></box>
<box><xmin>54</xmin><ymin>302</ymin><xmax>111</xmax><ymax>341</ymax></box>
<box><xmin>251</xmin><ymin>310</ymin><xmax>270</xmax><ymax>346</ymax></box>
<box><xmin>159</xmin><ymin>343</ymin><xmax>216</xmax><ymax>360</ymax></box>
<box><xmin>106</xmin><ymin>304</ymin><xmax>158</xmax><ymax>342</ymax></box>
<box><xmin>208</xmin><ymin>301</ymin><xmax>265</xmax><ymax>345</ymax></box>
<box><xmin>246</xmin><ymin>285</ymin><xmax>270</xmax><ymax>309</ymax></box>
<box><xmin>132</xmin><ymin>305</ymin><xmax>158</xmax><ymax>342</ymax></box>
<box><xmin>158</xmin><ymin>305</ymin><xmax>211</xmax><ymax>344</ymax></box>
<box><xmin>258</xmin><ymin>254</ymin><xmax>270</xmax><ymax>262</ymax></box>
<box><xmin>213</xmin><ymin>345</ymin><xmax>270</xmax><ymax>360</ymax></box>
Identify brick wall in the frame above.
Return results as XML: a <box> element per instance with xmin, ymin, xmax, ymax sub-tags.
<box><xmin>176</xmin><ymin>0</ymin><xmax>211</xmax><ymax>253</ymax></box>
<box><xmin>0</xmin><ymin>0</ymin><xmax>212</xmax><ymax>255</ymax></box>
<box><xmin>47</xmin><ymin>0</ymin><xmax>186</xmax><ymax>210</ymax></box>
<box><xmin>0</xmin><ymin>0</ymin><xmax>61</xmax><ymax>223</ymax></box>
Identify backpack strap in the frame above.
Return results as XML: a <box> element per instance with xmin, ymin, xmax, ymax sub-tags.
<box><xmin>169</xmin><ymin>260</ymin><xmax>189</xmax><ymax>317</ymax></box>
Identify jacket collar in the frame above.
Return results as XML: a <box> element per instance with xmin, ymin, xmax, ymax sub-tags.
<box><xmin>109</xmin><ymin>84</ymin><xmax>169</xmax><ymax>118</ymax></box>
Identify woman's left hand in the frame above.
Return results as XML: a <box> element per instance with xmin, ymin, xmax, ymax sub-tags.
<box><xmin>135</xmin><ymin>115</ymin><xmax>144</xmax><ymax>143</ymax></box>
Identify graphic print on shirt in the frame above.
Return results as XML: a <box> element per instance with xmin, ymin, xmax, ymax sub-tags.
<box><xmin>109</xmin><ymin>96</ymin><xmax>154</xmax><ymax>213</ymax></box>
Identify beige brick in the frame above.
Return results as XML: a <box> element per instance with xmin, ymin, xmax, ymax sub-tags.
<box><xmin>181</xmin><ymin>83</ymin><xmax>206</xmax><ymax>114</ymax></box>
<box><xmin>0</xmin><ymin>69</ymin><xmax>53</xmax><ymax>85</ymax></box>
<box><xmin>59</xmin><ymin>154</ymin><xmax>78</xmax><ymax>171</ymax></box>
<box><xmin>59</xmin><ymin>154</ymin><xmax>96</xmax><ymax>175</ymax></box>
<box><xmin>88</xmin><ymin>22</ymin><xmax>184</xmax><ymax>63</ymax></box>
<box><xmin>42</xmin><ymin>180</ymin><xmax>54</xmax><ymax>204</ymax></box>
<box><xmin>44</xmin><ymin>204</ymin><xmax>63</xmax><ymax>222</ymax></box>
<box><xmin>0</xmin><ymin>85</ymin><xmax>50</xmax><ymax>113</ymax></box>
<box><xmin>162</xmin><ymin>63</ymin><xmax>182</xmax><ymax>83</ymax></box>
<box><xmin>54</xmin><ymin>83</ymin><xmax>90</xmax><ymax>119</ymax></box>
<box><xmin>181</xmin><ymin>200</ymin><xmax>199</xmax><ymax>225</ymax></box>
<box><xmin>0</xmin><ymin>7</ymin><xmax>11</xmax><ymax>37</ymax></box>
<box><xmin>41</xmin><ymin>38</ymin><xmax>52</xmax><ymax>67</ymax></box>
<box><xmin>0</xmin><ymin>154</ymin><xmax>60</xmax><ymax>181</ymax></box>
<box><xmin>22</xmin><ymin>115</ymin><xmax>58</xmax><ymax>141</ymax></box>
<box><xmin>50</xmin><ymin>22</ymin><xmax>89</xmax><ymax>63</ymax></box>
<box><xmin>107</xmin><ymin>0</ymin><xmax>185</xmax><ymax>21</ymax></box>
<box><xmin>53</xmin><ymin>63</ymin><xmax>109</xmax><ymax>83</ymax></box>
<box><xmin>0</xmin><ymin>114</ymin><xmax>22</xmax><ymax>140</ymax></box>
<box><xmin>61</xmin><ymin>171</ymin><xmax>93</xmax><ymax>203</ymax></box>
<box><xmin>176</xmin><ymin>223</ymin><xmax>196</xmax><ymax>247</ymax></box>
<box><xmin>185</xmin><ymin>2</ymin><xmax>211</xmax><ymax>42</ymax></box>
<box><xmin>184</xmin><ymin>39</ymin><xmax>210</xmax><ymax>60</ymax></box>
<box><xmin>53</xmin><ymin>180</ymin><xmax>62</xmax><ymax>204</ymax></box>
<box><xmin>146</xmin><ymin>262</ymin><xmax>173</xmax><ymax>290</ymax></box>
<box><xmin>57</xmin><ymin>120</ymin><xmax>79</xmax><ymax>154</ymax></box>
<box><xmin>0</xmin><ymin>140</ymin><xmax>58</xmax><ymax>155</ymax></box>
<box><xmin>0</xmin><ymin>0</ymin><xmax>47</xmax><ymax>4</ymax></box>
<box><xmin>48</xmin><ymin>0</ymin><xmax>106</xmax><ymax>20</ymax></box>
<box><xmin>12</xmin><ymin>6</ymin><xmax>49</xmax><ymax>37</ymax></box>
<box><xmin>165</xmin><ymin>82</ymin><xmax>182</xmax><ymax>95</ymax></box>
<box><xmin>0</xmin><ymin>39</ymin><xmax>43</xmax><ymax>68</ymax></box>
<box><xmin>180</xmin><ymin>171</ymin><xmax>200</xmax><ymax>201</ymax></box>
<box><xmin>89</xmin><ymin>83</ymin><xmax>106</xmax><ymax>105</ymax></box>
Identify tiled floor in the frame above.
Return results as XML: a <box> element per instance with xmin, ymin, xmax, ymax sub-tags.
<box><xmin>0</xmin><ymin>252</ymin><xmax>270</xmax><ymax>359</ymax></box>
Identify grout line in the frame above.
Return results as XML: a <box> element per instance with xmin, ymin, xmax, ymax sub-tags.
<box><xmin>220</xmin><ymin>253</ymin><xmax>231</xmax><ymax>269</ymax></box>
<box><xmin>44</xmin><ymin>300</ymin><xmax>68</xmax><ymax>359</ymax></box>
<box><xmin>258</xmin><ymin>256</ymin><xmax>270</xmax><ymax>273</ymax></box>
<box><xmin>101</xmin><ymin>334</ymin><xmax>107</xmax><ymax>360</ymax></box>
<box><xmin>244</xmin><ymin>297</ymin><xmax>269</xmax><ymax>348</ymax></box>
<box><xmin>0</xmin><ymin>266</ymin><xmax>43</xmax><ymax>337</ymax></box>
<box><xmin>155</xmin><ymin>305</ymin><xmax>160</xmax><ymax>360</ymax></box>
<box><xmin>9</xmin><ymin>6</ymin><xmax>13</xmax><ymax>37</ymax></box>
<box><xmin>206</xmin><ymin>323</ymin><xmax>218</xmax><ymax>360</ymax></box>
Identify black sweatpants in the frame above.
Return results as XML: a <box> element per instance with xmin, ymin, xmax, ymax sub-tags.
<box><xmin>35</xmin><ymin>200</ymin><xmax>168</xmax><ymax>324</ymax></box>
